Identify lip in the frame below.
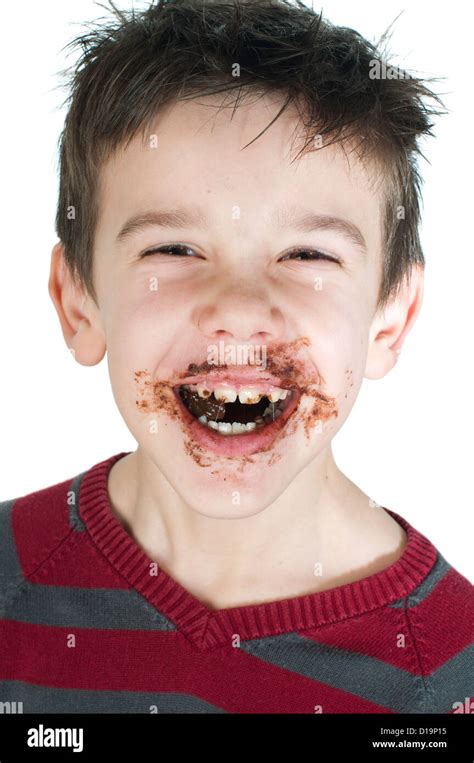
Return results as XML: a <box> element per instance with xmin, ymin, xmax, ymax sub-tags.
<box><xmin>173</xmin><ymin>384</ymin><xmax>302</xmax><ymax>457</ymax></box>
<box><xmin>177</xmin><ymin>368</ymin><xmax>287</xmax><ymax>392</ymax></box>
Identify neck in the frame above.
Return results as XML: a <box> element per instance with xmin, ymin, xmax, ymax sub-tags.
<box><xmin>107</xmin><ymin>447</ymin><xmax>407</xmax><ymax>609</ymax></box>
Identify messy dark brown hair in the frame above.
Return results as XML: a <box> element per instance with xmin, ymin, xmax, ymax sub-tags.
<box><xmin>54</xmin><ymin>0</ymin><xmax>446</xmax><ymax>310</ymax></box>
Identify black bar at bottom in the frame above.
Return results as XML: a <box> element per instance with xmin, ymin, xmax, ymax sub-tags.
<box><xmin>0</xmin><ymin>712</ymin><xmax>472</xmax><ymax>761</ymax></box>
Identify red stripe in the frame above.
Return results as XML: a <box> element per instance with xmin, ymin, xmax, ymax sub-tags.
<box><xmin>406</xmin><ymin>568</ymin><xmax>474</xmax><ymax>672</ymax></box>
<box><xmin>12</xmin><ymin>479</ymin><xmax>74</xmax><ymax>577</ymax></box>
<box><xmin>306</xmin><ymin>569</ymin><xmax>474</xmax><ymax>675</ymax></box>
<box><xmin>30</xmin><ymin>530</ymin><xmax>134</xmax><ymax>589</ymax></box>
<box><xmin>301</xmin><ymin>606</ymin><xmax>429</xmax><ymax>672</ymax></box>
<box><xmin>0</xmin><ymin>620</ymin><xmax>393</xmax><ymax>713</ymax></box>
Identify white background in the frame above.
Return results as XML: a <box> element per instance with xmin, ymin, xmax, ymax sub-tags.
<box><xmin>0</xmin><ymin>1</ymin><xmax>472</xmax><ymax>580</ymax></box>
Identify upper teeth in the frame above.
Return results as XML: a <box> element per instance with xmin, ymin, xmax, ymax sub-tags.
<box><xmin>268</xmin><ymin>387</ymin><xmax>288</xmax><ymax>403</ymax></box>
<box><xmin>196</xmin><ymin>384</ymin><xmax>212</xmax><ymax>398</ymax></box>
<box><xmin>213</xmin><ymin>387</ymin><xmax>238</xmax><ymax>403</ymax></box>
<box><xmin>190</xmin><ymin>384</ymin><xmax>289</xmax><ymax>404</ymax></box>
<box><xmin>237</xmin><ymin>388</ymin><xmax>263</xmax><ymax>404</ymax></box>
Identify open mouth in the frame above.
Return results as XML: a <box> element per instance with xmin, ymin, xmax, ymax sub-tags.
<box><xmin>176</xmin><ymin>383</ymin><xmax>296</xmax><ymax>436</ymax></box>
<box><xmin>166</xmin><ymin>375</ymin><xmax>304</xmax><ymax>458</ymax></box>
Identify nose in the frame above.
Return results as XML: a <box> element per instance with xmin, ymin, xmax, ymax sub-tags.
<box><xmin>195</xmin><ymin>284</ymin><xmax>285</xmax><ymax>344</ymax></box>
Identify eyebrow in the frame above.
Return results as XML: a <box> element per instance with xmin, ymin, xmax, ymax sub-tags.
<box><xmin>115</xmin><ymin>205</ymin><xmax>367</xmax><ymax>254</ymax></box>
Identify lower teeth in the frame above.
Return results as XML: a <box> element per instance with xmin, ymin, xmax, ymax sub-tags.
<box><xmin>197</xmin><ymin>405</ymin><xmax>283</xmax><ymax>436</ymax></box>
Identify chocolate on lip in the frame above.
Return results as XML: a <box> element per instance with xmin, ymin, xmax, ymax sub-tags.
<box><xmin>174</xmin><ymin>342</ymin><xmax>322</xmax><ymax>394</ymax></box>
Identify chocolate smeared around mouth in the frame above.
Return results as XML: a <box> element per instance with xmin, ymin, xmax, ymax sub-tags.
<box><xmin>133</xmin><ymin>336</ymin><xmax>340</xmax><ymax>466</ymax></box>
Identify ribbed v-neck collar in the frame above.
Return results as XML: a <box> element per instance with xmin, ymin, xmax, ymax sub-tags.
<box><xmin>78</xmin><ymin>451</ymin><xmax>437</xmax><ymax>650</ymax></box>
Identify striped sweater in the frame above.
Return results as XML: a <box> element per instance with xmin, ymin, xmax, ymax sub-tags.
<box><xmin>0</xmin><ymin>450</ymin><xmax>473</xmax><ymax>714</ymax></box>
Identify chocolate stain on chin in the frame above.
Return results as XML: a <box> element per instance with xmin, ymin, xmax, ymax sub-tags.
<box><xmin>133</xmin><ymin>336</ymin><xmax>338</xmax><ymax>473</ymax></box>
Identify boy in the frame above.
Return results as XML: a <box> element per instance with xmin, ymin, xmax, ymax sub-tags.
<box><xmin>0</xmin><ymin>0</ymin><xmax>472</xmax><ymax>714</ymax></box>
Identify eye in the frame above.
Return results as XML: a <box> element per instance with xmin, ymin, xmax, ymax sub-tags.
<box><xmin>138</xmin><ymin>244</ymin><xmax>340</xmax><ymax>263</ymax></box>
<box><xmin>140</xmin><ymin>244</ymin><xmax>198</xmax><ymax>258</ymax></box>
<box><xmin>280</xmin><ymin>248</ymin><xmax>341</xmax><ymax>263</ymax></box>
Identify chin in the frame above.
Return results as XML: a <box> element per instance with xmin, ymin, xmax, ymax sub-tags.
<box><xmin>150</xmin><ymin>430</ymin><xmax>313</xmax><ymax>519</ymax></box>
<box><xmin>165</xmin><ymin>471</ymin><xmax>289</xmax><ymax>519</ymax></box>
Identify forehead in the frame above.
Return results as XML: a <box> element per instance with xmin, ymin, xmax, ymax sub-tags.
<box><xmin>97</xmin><ymin>94</ymin><xmax>384</xmax><ymax>252</ymax></box>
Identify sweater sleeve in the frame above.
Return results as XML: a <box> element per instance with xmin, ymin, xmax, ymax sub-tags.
<box><xmin>406</xmin><ymin>560</ymin><xmax>474</xmax><ymax>714</ymax></box>
<box><xmin>0</xmin><ymin>498</ymin><xmax>25</xmax><ymax>616</ymax></box>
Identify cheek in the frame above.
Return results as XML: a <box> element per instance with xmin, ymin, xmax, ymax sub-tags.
<box><xmin>102</xmin><ymin>293</ymin><xmax>168</xmax><ymax>397</ymax></box>
<box><xmin>310</xmin><ymin>285</ymin><xmax>366</xmax><ymax>341</ymax></box>
<box><xmin>306</xmin><ymin>290</ymin><xmax>368</xmax><ymax>390</ymax></box>
<box><xmin>104</xmin><ymin>272</ymin><xmax>198</xmax><ymax>392</ymax></box>
<box><xmin>105</xmin><ymin>270</ymin><xmax>190</xmax><ymax>343</ymax></box>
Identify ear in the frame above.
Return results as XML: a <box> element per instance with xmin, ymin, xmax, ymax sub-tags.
<box><xmin>365</xmin><ymin>264</ymin><xmax>424</xmax><ymax>380</ymax></box>
<box><xmin>48</xmin><ymin>241</ymin><xmax>106</xmax><ymax>366</ymax></box>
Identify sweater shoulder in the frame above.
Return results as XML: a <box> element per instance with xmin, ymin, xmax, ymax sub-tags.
<box><xmin>0</xmin><ymin>469</ymin><xmax>87</xmax><ymax>612</ymax></box>
<box><xmin>401</xmin><ymin>549</ymin><xmax>474</xmax><ymax>713</ymax></box>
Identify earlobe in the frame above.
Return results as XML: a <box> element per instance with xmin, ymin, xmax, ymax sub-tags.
<box><xmin>48</xmin><ymin>241</ymin><xmax>106</xmax><ymax>366</ymax></box>
<box><xmin>365</xmin><ymin>264</ymin><xmax>424</xmax><ymax>381</ymax></box>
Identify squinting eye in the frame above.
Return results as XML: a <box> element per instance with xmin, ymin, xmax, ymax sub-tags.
<box><xmin>140</xmin><ymin>244</ymin><xmax>197</xmax><ymax>258</ymax></box>
<box><xmin>280</xmin><ymin>249</ymin><xmax>340</xmax><ymax>263</ymax></box>
<box><xmin>138</xmin><ymin>245</ymin><xmax>340</xmax><ymax>263</ymax></box>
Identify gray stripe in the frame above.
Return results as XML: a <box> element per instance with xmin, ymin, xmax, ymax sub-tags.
<box><xmin>390</xmin><ymin>551</ymin><xmax>450</xmax><ymax>609</ymax></box>
<box><xmin>0</xmin><ymin>681</ymin><xmax>226</xmax><ymax>714</ymax></box>
<box><xmin>424</xmin><ymin>644</ymin><xmax>474</xmax><ymax>713</ymax></box>
<box><xmin>68</xmin><ymin>472</ymin><xmax>87</xmax><ymax>532</ymax></box>
<box><xmin>6</xmin><ymin>581</ymin><xmax>176</xmax><ymax>631</ymax></box>
<box><xmin>0</xmin><ymin>498</ymin><xmax>24</xmax><ymax>614</ymax></box>
<box><xmin>240</xmin><ymin>632</ymin><xmax>426</xmax><ymax>713</ymax></box>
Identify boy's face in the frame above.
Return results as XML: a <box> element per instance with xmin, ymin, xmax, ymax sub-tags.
<box><xmin>52</xmin><ymin>94</ymin><xmax>417</xmax><ymax>516</ymax></box>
